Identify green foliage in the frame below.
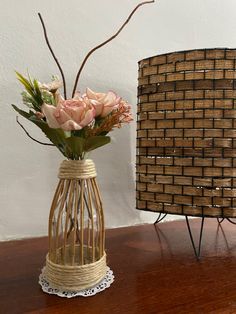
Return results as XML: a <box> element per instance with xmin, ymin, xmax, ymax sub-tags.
<box><xmin>21</xmin><ymin>91</ymin><xmax>36</xmax><ymax>110</ymax></box>
<box><xmin>84</xmin><ymin>136</ymin><xmax>110</xmax><ymax>152</ymax></box>
<box><xmin>41</xmin><ymin>90</ymin><xmax>54</xmax><ymax>105</ymax></box>
<box><xmin>12</xmin><ymin>105</ymin><xmax>111</xmax><ymax>159</ymax></box>
<box><xmin>64</xmin><ymin>136</ymin><xmax>111</xmax><ymax>159</ymax></box>
<box><xmin>12</xmin><ymin>104</ymin><xmax>68</xmax><ymax>157</ymax></box>
<box><xmin>12</xmin><ymin>104</ymin><xmax>34</xmax><ymax>120</ymax></box>
<box><xmin>16</xmin><ymin>72</ymin><xmax>43</xmax><ymax>111</ymax></box>
<box><xmin>65</xmin><ymin>137</ymin><xmax>85</xmax><ymax>159</ymax></box>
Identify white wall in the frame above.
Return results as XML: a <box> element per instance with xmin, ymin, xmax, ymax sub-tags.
<box><xmin>0</xmin><ymin>0</ymin><xmax>236</xmax><ymax>240</ymax></box>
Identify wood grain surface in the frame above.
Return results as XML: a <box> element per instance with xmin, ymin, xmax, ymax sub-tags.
<box><xmin>1</xmin><ymin>219</ymin><xmax>236</xmax><ymax>314</ymax></box>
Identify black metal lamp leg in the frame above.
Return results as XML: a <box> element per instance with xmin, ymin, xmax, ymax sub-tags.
<box><xmin>154</xmin><ymin>213</ymin><xmax>167</xmax><ymax>225</ymax></box>
<box><xmin>217</xmin><ymin>217</ymin><xmax>236</xmax><ymax>225</ymax></box>
<box><xmin>185</xmin><ymin>216</ymin><xmax>205</xmax><ymax>260</ymax></box>
<box><xmin>217</xmin><ymin>218</ymin><xmax>225</xmax><ymax>224</ymax></box>
<box><xmin>227</xmin><ymin>218</ymin><xmax>236</xmax><ymax>225</ymax></box>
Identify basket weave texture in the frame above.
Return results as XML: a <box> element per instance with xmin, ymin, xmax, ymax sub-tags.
<box><xmin>137</xmin><ymin>48</ymin><xmax>236</xmax><ymax>218</ymax></box>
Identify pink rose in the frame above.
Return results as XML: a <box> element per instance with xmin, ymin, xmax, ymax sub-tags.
<box><xmin>86</xmin><ymin>88</ymin><xmax>120</xmax><ymax>117</ymax></box>
<box><xmin>42</xmin><ymin>95</ymin><xmax>95</xmax><ymax>131</ymax></box>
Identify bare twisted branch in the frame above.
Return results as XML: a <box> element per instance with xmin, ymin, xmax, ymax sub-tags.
<box><xmin>16</xmin><ymin>116</ymin><xmax>55</xmax><ymax>146</ymax></box>
<box><xmin>38</xmin><ymin>13</ymin><xmax>67</xmax><ymax>99</ymax></box>
<box><xmin>71</xmin><ymin>0</ymin><xmax>155</xmax><ymax>97</ymax></box>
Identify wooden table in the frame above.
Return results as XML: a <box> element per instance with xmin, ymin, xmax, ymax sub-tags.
<box><xmin>1</xmin><ymin>219</ymin><xmax>236</xmax><ymax>314</ymax></box>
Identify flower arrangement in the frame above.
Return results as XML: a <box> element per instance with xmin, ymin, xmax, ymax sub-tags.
<box><xmin>12</xmin><ymin>1</ymin><xmax>155</xmax><ymax>297</ymax></box>
<box><xmin>13</xmin><ymin>74</ymin><xmax>132</xmax><ymax>159</ymax></box>
<box><xmin>12</xmin><ymin>1</ymin><xmax>154</xmax><ymax>160</ymax></box>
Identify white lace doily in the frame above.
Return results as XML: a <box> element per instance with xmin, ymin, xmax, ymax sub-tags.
<box><xmin>39</xmin><ymin>266</ymin><xmax>114</xmax><ymax>298</ymax></box>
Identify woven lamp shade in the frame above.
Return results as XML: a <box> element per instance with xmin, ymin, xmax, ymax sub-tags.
<box><xmin>136</xmin><ymin>48</ymin><xmax>236</xmax><ymax>218</ymax></box>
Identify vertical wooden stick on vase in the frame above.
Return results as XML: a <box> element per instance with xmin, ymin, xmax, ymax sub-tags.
<box><xmin>44</xmin><ymin>159</ymin><xmax>106</xmax><ymax>291</ymax></box>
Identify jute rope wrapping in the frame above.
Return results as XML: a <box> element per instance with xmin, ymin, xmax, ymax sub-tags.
<box><xmin>137</xmin><ymin>48</ymin><xmax>236</xmax><ymax>218</ymax></box>
<box><xmin>59</xmin><ymin>159</ymin><xmax>97</xmax><ymax>179</ymax></box>
<box><xmin>45</xmin><ymin>159</ymin><xmax>106</xmax><ymax>291</ymax></box>
<box><xmin>45</xmin><ymin>252</ymin><xmax>107</xmax><ymax>291</ymax></box>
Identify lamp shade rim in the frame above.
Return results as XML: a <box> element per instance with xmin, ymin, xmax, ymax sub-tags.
<box><xmin>138</xmin><ymin>47</ymin><xmax>236</xmax><ymax>64</ymax></box>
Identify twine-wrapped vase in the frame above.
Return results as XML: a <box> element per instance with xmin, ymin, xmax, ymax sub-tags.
<box><xmin>44</xmin><ymin>159</ymin><xmax>107</xmax><ymax>292</ymax></box>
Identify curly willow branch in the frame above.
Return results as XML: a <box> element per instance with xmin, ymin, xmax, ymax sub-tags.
<box><xmin>38</xmin><ymin>13</ymin><xmax>67</xmax><ymax>99</ymax></box>
<box><xmin>71</xmin><ymin>0</ymin><xmax>155</xmax><ymax>97</ymax></box>
<box><xmin>16</xmin><ymin>116</ymin><xmax>55</xmax><ymax>146</ymax></box>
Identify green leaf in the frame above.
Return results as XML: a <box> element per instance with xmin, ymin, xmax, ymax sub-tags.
<box><xmin>65</xmin><ymin>137</ymin><xmax>85</xmax><ymax>159</ymax></box>
<box><xmin>16</xmin><ymin>72</ymin><xmax>32</xmax><ymax>90</ymax></box>
<box><xmin>12</xmin><ymin>104</ymin><xmax>34</xmax><ymax>120</ymax></box>
<box><xmin>33</xmin><ymin>79</ymin><xmax>43</xmax><ymax>104</ymax></box>
<box><xmin>16</xmin><ymin>72</ymin><xmax>42</xmax><ymax>110</ymax></box>
<box><xmin>16</xmin><ymin>72</ymin><xmax>36</xmax><ymax>100</ymax></box>
<box><xmin>12</xmin><ymin>106</ymin><xmax>111</xmax><ymax>158</ymax></box>
<box><xmin>98</xmin><ymin>131</ymin><xmax>109</xmax><ymax>136</ymax></box>
<box><xmin>28</xmin><ymin>120</ymin><xmax>67</xmax><ymax>155</ymax></box>
<box><xmin>84</xmin><ymin>136</ymin><xmax>110</xmax><ymax>152</ymax></box>
<box><xmin>72</xmin><ymin>128</ymin><xmax>86</xmax><ymax>138</ymax></box>
<box><xmin>12</xmin><ymin>104</ymin><xmax>68</xmax><ymax>157</ymax></box>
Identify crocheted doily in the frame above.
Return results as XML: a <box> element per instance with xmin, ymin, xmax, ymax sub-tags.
<box><xmin>39</xmin><ymin>266</ymin><xmax>114</xmax><ymax>298</ymax></box>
